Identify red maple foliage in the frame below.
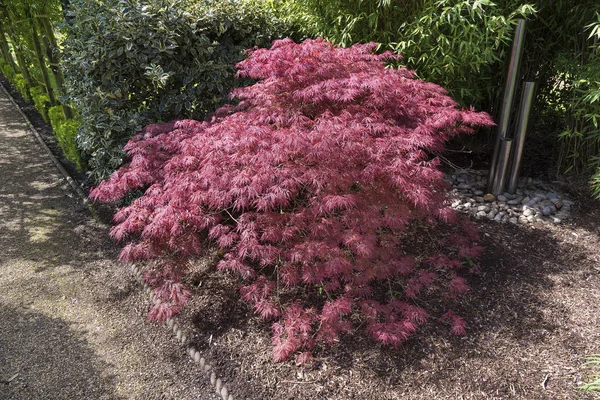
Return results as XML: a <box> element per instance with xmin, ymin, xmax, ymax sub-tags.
<box><xmin>90</xmin><ymin>38</ymin><xmax>494</xmax><ymax>362</ymax></box>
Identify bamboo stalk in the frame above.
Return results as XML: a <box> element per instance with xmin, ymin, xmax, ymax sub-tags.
<box><xmin>0</xmin><ymin>23</ymin><xmax>17</xmax><ymax>72</ymax></box>
<box><xmin>39</xmin><ymin>16</ymin><xmax>73</xmax><ymax>119</ymax></box>
<box><xmin>26</xmin><ymin>5</ymin><xmax>57</xmax><ymax>107</ymax></box>
<box><xmin>1</xmin><ymin>7</ymin><xmax>34</xmax><ymax>95</ymax></box>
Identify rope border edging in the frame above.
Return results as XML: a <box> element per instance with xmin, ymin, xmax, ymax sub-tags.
<box><xmin>131</xmin><ymin>264</ymin><xmax>235</xmax><ymax>400</ymax></box>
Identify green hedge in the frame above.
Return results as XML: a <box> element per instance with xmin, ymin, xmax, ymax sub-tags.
<box><xmin>13</xmin><ymin>73</ymin><xmax>29</xmax><ymax>101</ymax></box>
<box><xmin>0</xmin><ymin>61</ymin><xmax>30</xmax><ymax>101</ymax></box>
<box><xmin>48</xmin><ymin>105</ymin><xmax>85</xmax><ymax>170</ymax></box>
<box><xmin>30</xmin><ymin>87</ymin><xmax>50</xmax><ymax>122</ymax></box>
<box><xmin>0</xmin><ymin>61</ymin><xmax>15</xmax><ymax>82</ymax></box>
<box><xmin>62</xmin><ymin>0</ymin><xmax>286</xmax><ymax>182</ymax></box>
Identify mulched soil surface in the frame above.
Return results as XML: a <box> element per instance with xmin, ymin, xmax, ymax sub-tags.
<box><xmin>3</xmin><ymin>74</ymin><xmax>599</xmax><ymax>399</ymax></box>
<box><xmin>172</xmin><ymin>199</ymin><xmax>600</xmax><ymax>400</ymax></box>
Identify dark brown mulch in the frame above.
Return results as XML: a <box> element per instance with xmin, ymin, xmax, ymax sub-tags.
<box><xmin>4</xmin><ymin>73</ymin><xmax>599</xmax><ymax>399</ymax></box>
<box><xmin>170</xmin><ymin>194</ymin><xmax>600</xmax><ymax>400</ymax></box>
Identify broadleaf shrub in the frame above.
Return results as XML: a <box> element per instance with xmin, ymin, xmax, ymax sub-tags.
<box><xmin>91</xmin><ymin>38</ymin><xmax>494</xmax><ymax>361</ymax></box>
<box><xmin>62</xmin><ymin>0</ymin><xmax>285</xmax><ymax>181</ymax></box>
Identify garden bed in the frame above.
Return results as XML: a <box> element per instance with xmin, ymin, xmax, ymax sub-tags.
<box><xmin>171</xmin><ymin>194</ymin><xmax>600</xmax><ymax>399</ymax></box>
<box><xmin>3</xmin><ymin>72</ymin><xmax>599</xmax><ymax>399</ymax></box>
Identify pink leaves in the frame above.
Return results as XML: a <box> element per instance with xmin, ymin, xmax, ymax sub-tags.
<box><xmin>272</xmin><ymin>302</ymin><xmax>315</xmax><ymax>362</ymax></box>
<box><xmin>367</xmin><ymin>321</ymin><xmax>417</xmax><ymax>348</ymax></box>
<box><xmin>91</xmin><ymin>38</ymin><xmax>491</xmax><ymax>362</ymax></box>
<box><xmin>448</xmin><ymin>274</ymin><xmax>470</xmax><ymax>297</ymax></box>
<box><xmin>318</xmin><ymin>194</ymin><xmax>358</xmax><ymax>215</ymax></box>
<box><xmin>441</xmin><ymin>310</ymin><xmax>467</xmax><ymax>335</ymax></box>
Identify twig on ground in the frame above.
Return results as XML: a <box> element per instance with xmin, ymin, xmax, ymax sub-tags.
<box><xmin>1</xmin><ymin>373</ymin><xmax>19</xmax><ymax>385</ymax></box>
<box><xmin>542</xmin><ymin>374</ymin><xmax>550</xmax><ymax>389</ymax></box>
<box><xmin>435</xmin><ymin>152</ymin><xmax>474</xmax><ymax>172</ymax></box>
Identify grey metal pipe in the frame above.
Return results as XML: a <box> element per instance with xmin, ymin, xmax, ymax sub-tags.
<box><xmin>490</xmin><ymin>137</ymin><xmax>513</xmax><ymax>195</ymax></box>
<box><xmin>487</xmin><ymin>19</ymin><xmax>527</xmax><ymax>192</ymax></box>
<box><xmin>507</xmin><ymin>81</ymin><xmax>537</xmax><ymax>193</ymax></box>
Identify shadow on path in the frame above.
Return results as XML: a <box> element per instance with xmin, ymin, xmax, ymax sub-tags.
<box><xmin>0</xmin><ymin>306</ymin><xmax>124</xmax><ymax>400</ymax></box>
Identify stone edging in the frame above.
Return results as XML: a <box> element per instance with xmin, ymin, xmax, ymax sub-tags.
<box><xmin>0</xmin><ymin>82</ymin><xmax>88</xmax><ymax>204</ymax></box>
<box><xmin>130</xmin><ymin>265</ymin><xmax>235</xmax><ymax>400</ymax></box>
<box><xmin>0</xmin><ymin>82</ymin><xmax>235</xmax><ymax>400</ymax></box>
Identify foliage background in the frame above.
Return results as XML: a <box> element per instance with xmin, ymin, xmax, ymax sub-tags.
<box><xmin>1</xmin><ymin>0</ymin><xmax>599</xmax><ymax>192</ymax></box>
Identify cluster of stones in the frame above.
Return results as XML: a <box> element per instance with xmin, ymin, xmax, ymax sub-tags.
<box><xmin>447</xmin><ymin>170</ymin><xmax>573</xmax><ymax>225</ymax></box>
<box><xmin>131</xmin><ymin>265</ymin><xmax>234</xmax><ymax>400</ymax></box>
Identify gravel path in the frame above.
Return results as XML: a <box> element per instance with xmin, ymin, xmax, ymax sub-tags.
<box><xmin>0</xmin><ymin>87</ymin><xmax>217</xmax><ymax>399</ymax></box>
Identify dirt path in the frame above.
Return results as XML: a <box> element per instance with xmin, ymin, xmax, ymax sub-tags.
<box><xmin>0</xmin><ymin>87</ymin><xmax>218</xmax><ymax>399</ymax></box>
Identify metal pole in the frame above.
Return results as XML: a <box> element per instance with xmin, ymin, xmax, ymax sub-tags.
<box><xmin>487</xmin><ymin>19</ymin><xmax>527</xmax><ymax>193</ymax></box>
<box><xmin>490</xmin><ymin>137</ymin><xmax>513</xmax><ymax>195</ymax></box>
<box><xmin>507</xmin><ymin>81</ymin><xmax>537</xmax><ymax>193</ymax></box>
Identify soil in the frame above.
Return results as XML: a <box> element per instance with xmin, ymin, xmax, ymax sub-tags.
<box><xmin>2</xmin><ymin>74</ymin><xmax>599</xmax><ymax>399</ymax></box>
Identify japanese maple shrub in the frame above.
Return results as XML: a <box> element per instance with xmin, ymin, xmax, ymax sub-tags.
<box><xmin>91</xmin><ymin>38</ymin><xmax>494</xmax><ymax>363</ymax></box>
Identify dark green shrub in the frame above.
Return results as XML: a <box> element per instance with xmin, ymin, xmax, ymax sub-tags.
<box><xmin>546</xmin><ymin>13</ymin><xmax>600</xmax><ymax>188</ymax></box>
<box><xmin>556</xmin><ymin>52</ymin><xmax>600</xmax><ymax>176</ymax></box>
<box><xmin>62</xmin><ymin>0</ymin><xmax>285</xmax><ymax>181</ymax></box>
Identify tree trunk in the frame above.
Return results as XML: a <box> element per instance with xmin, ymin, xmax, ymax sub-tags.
<box><xmin>26</xmin><ymin>6</ymin><xmax>56</xmax><ymax>107</ymax></box>
<box><xmin>39</xmin><ymin>16</ymin><xmax>73</xmax><ymax>119</ymax></box>
<box><xmin>1</xmin><ymin>7</ymin><xmax>34</xmax><ymax>97</ymax></box>
<box><xmin>0</xmin><ymin>23</ymin><xmax>17</xmax><ymax>73</ymax></box>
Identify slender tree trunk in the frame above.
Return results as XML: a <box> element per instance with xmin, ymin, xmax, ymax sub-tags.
<box><xmin>39</xmin><ymin>16</ymin><xmax>73</xmax><ymax>119</ymax></box>
<box><xmin>26</xmin><ymin>6</ymin><xmax>57</xmax><ymax>107</ymax></box>
<box><xmin>13</xmin><ymin>49</ymin><xmax>33</xmax><ymax>99</ymax></box>
<box><xmin>0</xmin><ymin>23</ymin><xmax>17</xmax><ymax>73</ymax></box>
<box><xmin>1</xmin><ymin>8</ymin><xmax>34</xmax><ymax>97</ymax></box>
